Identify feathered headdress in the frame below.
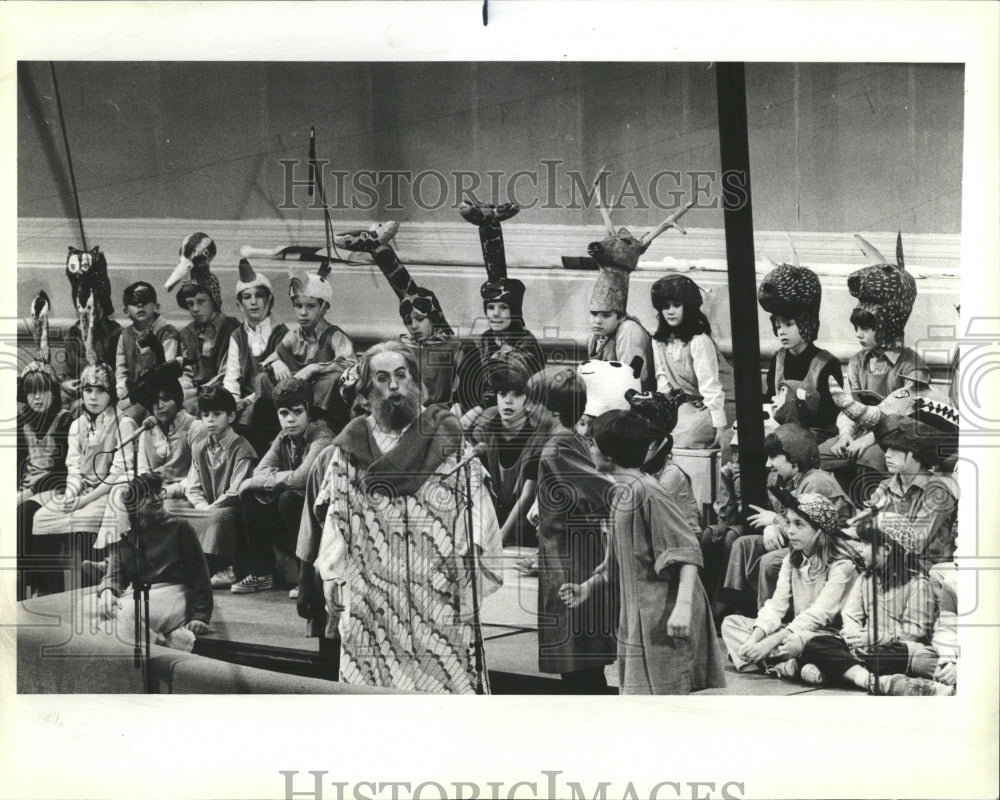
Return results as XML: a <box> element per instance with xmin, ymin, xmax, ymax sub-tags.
<box><xmin>17</xmin><ymin>291</ymin><xmax>59</xmax><ymax>402</ymax></box>
<box><xmin>847</xmin><ymin>233</ymin><xmax>917</xmax><ymax>346</ymax></box>
<box><xmin>459</xmin><ymin>199</ymin><xmax>526</xmax><ymax>318</ymax></box>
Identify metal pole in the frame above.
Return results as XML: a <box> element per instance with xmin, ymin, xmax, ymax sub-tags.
<box><xmin>715</xmin><ymin>63</ymin><xmax>767</xmax><ymax>511</ymax></box>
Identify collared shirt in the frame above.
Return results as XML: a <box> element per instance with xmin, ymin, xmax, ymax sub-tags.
<box><xmin>286</xmin><ymin>318</ymin><xmax>331</xmax><ymax>364</ymax></box>
<box><xmin>192</xmin><ymin>312</ymin><xmax>223</xmax><ymax>357</ymax></box>
<box><xmin>138</xmin><ymin>410</ymin><xmax>205</xmax><ymax>487</ymax></box>
<box><xmin>184</xmin><ymin>426</ymin><xmax>257</xmax><ymax>508</ymax></box>
<box><xmin>873</xmin><ymin>470</ymin><xmax>958</xmax><ymax>568</ymax></box>
<box><xmin>223</xmin><ymin>316</ymin><xmax>275</xmax><ymax>399</ymax></box>
<box><xmin>839</xmin><ymin>345</ymin><xmax>925</xmax><ymax>436</ymax></box>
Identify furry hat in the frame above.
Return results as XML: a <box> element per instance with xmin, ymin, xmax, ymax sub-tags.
<box><xmin>764</xmin><ymin>423</ymin><xmax>820</xmax><ymax>471</ymax></box>
<box><xmin>758</xmin><ymin>261</ymin><xmax>823</xmax><ymax>344</ymax></box>
<box><xmin>848</xmin><ymin>233</ymin><xmax>917</xmax><ymax>346</ymax></box>
<box><xmin>273</xmin><ymin>376</ymin><xmax>314</xmax><ymax>411</ymax></box>
<box><xmin>17</xmin><ymin>291</ymin><xmax>58</xmax><ymax>403</ymax></box>
<box><xmin>459</xmin><ymin>200</ymin><xmax>526</xmax><ymax>318</ymax></box>
<box><xmin>177</xmin><ymin>273</ymin><xmax>223</xmax><ymax>312</ymax></box>
<box><xmin>234</xmin><ymin>258</ymin><xmax>273</xmax><ymax>302</ymax></box>
<box><xmin>66</xmin><ymin>246</ymin><xmax>114</xmax><ymax>318</ymax></box>
<box><xmin>651</xmin><ymin>274</ymin><xmax>702</xmax><ymax>311</ymax></box>
<box><xmin>577</xmin><ymin>357</ymin><xmax>643</xmax><ymax>418</ymax></box>
<box><xmin>625</xmin><ymin>388</ymin><xmax>685</xmax><ymax>438</ymax></box>
<box><xmin>769</xmin><ymin>487</ymin><xmax>840</xmax><ymax>535</ymax></box>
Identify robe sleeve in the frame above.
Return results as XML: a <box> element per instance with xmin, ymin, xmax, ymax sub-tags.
<box><xmin>313</xmin><ymin>452</ymin><xmax>350</xmax><ymax>586</ymax></box>
<box><xmin>649</xmin><ymin>487</ymin><xmax>705</xmax><ymax>574</ymax></box>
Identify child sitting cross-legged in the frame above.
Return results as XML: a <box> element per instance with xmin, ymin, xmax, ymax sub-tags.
<box><xmin>97</xmin><ymin>472</ymin><xmax>213</xmax><ymax>652</ymax></box>
<box><xmin>560</xmin><ymin>410</ymin><xmax>727</xmax><ymax>694</ymax></box>
<box><xmin>164</xmin><ymin>385</ymin><xmax>257</xmax><ymax>589</ymax></box>
<box><xmin>721</xmin><ymin>489</ymin><xmax>860</xmax><ymax>679</ymax></box>
<box><xmin>232</xmin><ymin>378</ymin><xmax>334</xmax><ymax>595</ymax></box>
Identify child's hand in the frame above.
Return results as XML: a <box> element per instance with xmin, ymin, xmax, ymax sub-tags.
<box><xmin>98</xmin><ymin>589</ymin><xmax>119</xmax><ymax>621</ymax></box>
<box><xmin>559</xmin><ymin>582</ymin><xmax>590</xmax><ymax>609</ymax></box>
<box><xmin>934</xmin><ymin>659</ymin><xmax>957</xmax><ymax>686</ymax></box>
<box><xmin>842</xmin><ymin>629</ymin><xmax>867</xmax><ymax>650</ymax></box>
<box><xmin>771</xmin><ymin>632</ymin><xmax>803</xmax><ymax>659</ymax></box>
<box><xmin>295</xmin><ymin>364</ymin><xmax>320</xmax><ymax>381</ymax></box>
<box><xmin>667</xmin><ymin>602</ymin><xmax>692</xmax><ymax>638</ymax></box>
<box><xmin>711</xmin><ymin>426</ymin><xmax>726</xmax><ymax>450</ymax></box>
<box><xmin>846</xmin><ymin>437</ymin><xmax>869</xmax><ymax>460</ymax></box>
<box><xmin>747</xmin><ymin>505</ymin><xmax>778</xmax><ymax>529</ymax></box>
<box><xmin>324</xmin><ymin>581</ymin><xmax>345</xmax><ymax>614</ymax></box>
<box><xmin>184</xmin><ymin>620</ymin><xmax>209</xmax><ymax>635</ymax></box>
<box><xmin>830</xmin><ymin>434</ymin><xmax>853</xmax><ymax>459</ymax></box>
<box><xmin>271</xmin><ymin>361</ymin><xmax>293</xmax><ymax>382</ymax></box>
<box><xmin>762</xmin><ymin>526</ymin><xmax>784</xmax><ymax>552</ymax></box>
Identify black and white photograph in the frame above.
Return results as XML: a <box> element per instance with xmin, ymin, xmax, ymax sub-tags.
<box><xmin>2</xmin><ymin>3</ymin><xmax>998</xmax><ymax>799</ymax></box>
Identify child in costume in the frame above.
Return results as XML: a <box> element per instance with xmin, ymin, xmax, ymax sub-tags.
<box><xmin>222</xmin><ymin>259</ymin><xmax>288</xmax><ymax>451</ymax></box>
<box><xmin>334</xmin><ymin>221</ymin><xmax>463</xmax><ymax>406</ymax></box>
<box><xmin>177</xmin><ymin>273</ymin><xmax>240</xmax><ymax>400</ymax></box>
<box><xmin>560</xmin><ymin>409</ymin><xmax>727</xmax><ymax>694</ymax></box>
<box><xmin>17</xmin><ymin>293</ymin><xmax>74</xmax><ymax>598</ymax></box>
<box><xmin>164</xmin><ymin>385</ymin><xmax>257</xmax><ymax>588</ymax></box>
<box><xmin>758</xmin><ymin>257</ymin><xmax>844</xmax><ymax>443</ymax></box>
<box><xmin>721</xmin><ymin>491</ymin><xmax>859</xmax><ymax>677</ymax></box>
<box><xmin>455</xmin><ymin>200</ymin><xmax>545</xmax><ymax>427</ymax></box>
<box><xmin>261</xmin><ymin>263</ymin><xmax>358</xmax><ymax>432</ymax></box>
<box><xmin>796</xmin><ymin>515</ymin><xmax>951</xmax><ymax>694</ymax></box>
<box><xmin>649</xmin><ymin>274</ymin><xmax>734</xmax><ymax>449</ymax></box>
<box><xmin>31</xmin><ymin>302</ymin><xmax>138</xmax><ymax>590</ymax></box>
<box><xmin>231</xmin><ymin>378</ymin><xmax>334</xmax><ymax>594</ymax></box>
<box><xmin>97</xmin><ymin>472</ymin><xmax>213</xmax><ymax>653</ymax></box>
<box><xmin>115</xmin><ymin>281</ymin><xmax>182</xmax><ymax>420</ymax></box>
<box><xmin>60</xmin><ymin>247</ymin><xmax>122</xmax><ymax>409</ymax></box>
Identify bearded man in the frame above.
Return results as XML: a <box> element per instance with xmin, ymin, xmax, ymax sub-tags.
<box><xmin>295</xmin><ymin>341</ymin><xmax>502</xmax><ymax>693</ymax></box>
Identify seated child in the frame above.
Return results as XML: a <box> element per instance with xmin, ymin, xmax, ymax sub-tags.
<box><xmin>649</xmin><ymin>275</ymin><xmax>734</xmax><ymax>448</ymax></box>
<box><xmin>222</xmin><ymin>260</ymin><xmax>288</xmax><ymax>450</ymax></box>
<box><xmin>560</xmin><ymin>410</ymin><xmax>727</xmax><ymax>694</ymax></box>
<box><xmin>796</xmin><ymin>517</ymin><xmax>951</xmax><ymax>694</ymax></box>
<box><xmin>97</xmin><ymin>473</ymin><xmax>213</xmax><ymax>652</ymax></box>
<box><xmin>231</xmin><ymin>378</ymin><xmax>334</xmax><ymax>594</ymax></box>
<box><xmin>164</xmin><ymin>385</ymin><xmax>257</xmax><ymax>588</ymax></box>
<box><xmin>721</xmin><ymin>490</ymin><xmax>859</xmax><ymax>677</ymax></box>
<box><xmin>177</xmin><ymin>275</ymin><xmax>240</xmax><ymax>402</ymax></box>
<box><xmin>261</xmin><ymin>265</ymin><xmax>357</xmax><ymax>432</ymax></box>
<box><xmin>115</xmin><ymin>282</ymin><xmax>182</xmax><ymax>421</ymax></box>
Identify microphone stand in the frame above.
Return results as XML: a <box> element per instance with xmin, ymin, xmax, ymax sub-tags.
<box><xmin>870</xmin><ymin>524</ymin><xmax>881</xmax><ymax>696</ymax></box>
<box><xmin>456</xmin><ymin>460</ymin><xmax>490</xmax><ymax>695</ymax></box>
<box><xmin>122</xmin><ymin>418</ymin><xmax>153</xmax><ymax>693</ymax></box>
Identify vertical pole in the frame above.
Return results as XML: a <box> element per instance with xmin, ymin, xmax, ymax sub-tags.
<box><xmin>715</xmin><ymin>63</ymin><xmax>767</xmax><ymax>511</ymax></box>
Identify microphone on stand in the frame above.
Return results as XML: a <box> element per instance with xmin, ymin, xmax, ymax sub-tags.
<box><xmin>442</xmin><ymin>443</ymin><xmax>489</xmax><ymax>479</ymax></box>
<box><xmin>116</xmin><ymin>416</ymin><xmax>157</xmax><ymax>450</ymax></box>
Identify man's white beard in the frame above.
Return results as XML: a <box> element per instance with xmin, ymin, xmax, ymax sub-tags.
<box><xmin>372</xmin><ymin>390</ymin><xmax>420</xmax><ymax>432</ymax></box>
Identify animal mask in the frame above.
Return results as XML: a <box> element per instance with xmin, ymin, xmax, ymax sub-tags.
<box><xmin>577</xmin><ymin>357</ymin><xmax>643</xmax><ymax>417</ymax></box>
<box><xmin>66</xmin><ymin>246</ymin><xmax>114</xmax><ymax>318</ymax></box>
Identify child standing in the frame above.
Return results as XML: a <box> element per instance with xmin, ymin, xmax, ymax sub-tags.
<box><xmin>649</xmin><ymin>275</ymin><xmax>734</xmax><ymax>449</ymax></box>
<box><xmin>232</xmin><ymin>378</ymin><xmax>334</xmax><ymax>594</ymax></box>
<box><xmin>721</xmin><ymin>490</ymin><xmax>859</xmax><ymax>677</ymax></box>
<box><xmin>115</xmin><ymin>282</ymin><xmax>182</xmax><ymax>420</ymax></box>
<box><xmin>164</xmin><ymin>385</ymin><xmax>257</xmax><ymax>588</ymax></box>
<box><xmin>97</xmin><ymin>472</ymin><xmax>213</xmax><ymax>652</ymax></box>
<box><xmin>261</xmin><ymin>265</ymin><xmax>358</xmax><ymax>432</ymax></box>
<box><xmin>561</xmin><ymin>410</ymin><xmax>727</xmax><ymax>694</ymax></box>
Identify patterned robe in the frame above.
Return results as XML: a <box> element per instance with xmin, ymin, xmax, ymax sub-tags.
<box><xmin>311</xmin><ymin>406</ymin><xmax>502</xmax><ymax>693</ymax></box>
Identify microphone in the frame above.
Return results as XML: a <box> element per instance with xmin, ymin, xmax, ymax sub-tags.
<box><xmin>117</xmin><ymin>416</ymin><xmax>157</xmax><ymax>449</ymax></box>
<box><xmin>443</xmin><ymin>443</ymin><xmax>489</xmax><ymax>478</ymax></box>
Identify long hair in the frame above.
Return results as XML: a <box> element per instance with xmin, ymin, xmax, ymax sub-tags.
<box><xmin>653</xmin><ymin>305</ymin><xmax>712</xmax><ymax>344</ymax></box>
<box><xmin>787</xmin><ymin>510</ymin><xmax>838</xmax><ymax>570</ymax></box>
<box><xmin>357</xmin><ymin>340</ymin><xmax>425</xmax><ymax>404</ymax></box>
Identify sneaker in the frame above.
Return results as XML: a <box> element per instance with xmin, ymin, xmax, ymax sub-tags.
<box><xmin>800</xmin><ymin>664</ymin><xmax>825</xmax><ymax>686</ymax></box>
<box><xmin>288</xmin><ymin>587</ymin><xmax>299</xmax><ymax>600</ymax></box>
<box><xmin>231</xmin><ymin>574</ymin><xmax>273</xmax><ymax>594</ymax></box>
<box><xmin>766</xmin><ymin>659</ymin><xmax>800</xmax><ymax>680</ymax></box>
<box><xmin>210</xmin><ymin>567</ymin><xmax>236</xmax><ymax>589</ymax></box>
<box><xmin>882</xmin><ymin>674</ymin><xmax>955</xmax><ymax>696</ymax></box>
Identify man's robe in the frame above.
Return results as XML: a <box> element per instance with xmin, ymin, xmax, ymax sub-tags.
<box><xmin>304</xmin><ymin>406</ymin><xmax>502</xmax><ymax>693</ymax></box>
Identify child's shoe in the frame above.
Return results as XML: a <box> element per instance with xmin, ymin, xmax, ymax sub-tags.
<box><xmin>231</xmin><ymin>574</ymin><xmax>274</xmax><ymax>594</ymax></box>
<box><xmin>881</xmin><ymin>674</ymin><xmax>955</xmax><ymax>696</ymax></box>
<box><xmin>766</xmin><ymin>659</ymin><xmax>800</xmax><ymax>680</ymax></box>
<box><xmin>800</xmin><ymin>664</ymin><xmax>825</xmax><ymax>686</ymax></box>
<box><xmin>210</xmin><ymin>566</ymin><xmax>236</xmax><ymax>589</ymax></box>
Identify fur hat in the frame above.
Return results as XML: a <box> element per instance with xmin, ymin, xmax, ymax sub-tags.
<box><xmin>459</xmin><ymin>200</ymin><xmax>526</xmax><ymax>319</ymax></box>
<box><xmin>234</xmin><ymin>258</ymin><xmax>273</xmax><ymax>301</ymax></box>
<box><xmin>758</xmin><ymin>261</ymin><xmax>823</xmax><ymax>344</ymax></box>
<box><xmin>273</xmin><ymin>376</ymin><xmax>314</xmax><ymax>411</ymax></box>
<box><xmin>764</xmin><ymin>423</ymin><xmax>820</xmax><ymax>471</ymax></box>
<box><xmin>651</xmin><ymin>274</ymin><xmax>702</xmax><ymax>311</ymax></box>
<box><xmin>577</xmin><ymin>358</ymin><xmax>642</xmax><ymax>418</ymax></box>
<box><xmin>625</xmin><ymin>388</ymin><xmax>686</xmax><ymax>438</ymax></box>
<box><xmin>769</xmin><ymin>487</ymin><xmax>840</xmax><ymax>535</ymax></box>
<box><xmin>848</xmin><ymin>233</ymin><xmax>917</xmax><ymax>346</ymax></box>
<box><xmin>66</xmin><ymin>246</ymin><xmax>114</xmax><ymax>318</ymax></box>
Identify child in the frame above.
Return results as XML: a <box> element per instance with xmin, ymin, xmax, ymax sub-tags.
<box><xmin>97</xmin><ymin>472</ymin><xmax>213</xmax><ymax>652</ymax></box>
<box><xmin>335</xmin><ymin>222</ymin><xmax>463</xmax><ymax>407</ymax></box>
<box><xmin>796</xmin><ymin>517</ymin><xmax>952</xmax><ymax>694</ymax></box>
<box><xmin>560</xmin><ymin>410</ymin><xmax>727</xmax><ymax>694</ymax></box>
<box><xmin>700</xmin><ymin>420</ymin><xmax>743</xmax><ymax>621</ymax></box>
<box><xmin>115</xmin><ymin>281</ymin><xmax>182</xmax><ymax>420</ymax></box>
<box><xmin>60</xmin><ymin>247</ymin><xmax>122</xmax><ymax>409</ymax></box>
<box><xmin>177</xmin><ymin>273</ymin><xmax>240</xmax><ymax>400</ymax></box>
<box><xmin>222</xmin><ymin>259</ymin><xmax>288</xmax><ymax>449</ymax></box>
<box><xmin>455</xmin><ymin>201</ymin><xmax>545</xmax><ymax>426</ymax></box>
<box><xmin>534</xmin><ymin>367</ymin><xmax>616</xmax><ymax>693</ymax></box>
<box><xmin>17</xmin><ymin>295</ymin><xmax>74</xmax><ymax>598</ymax></box>
<box><xmin>757</xmin><ymin>259</ymin><xmax>844</xmax><ymax>443</ymax></box>
<box><xmin>649</xmin><ymin>274</ymin><xmax>734</xmax><ymax>448</ymax></box>
<box><xmin>722</xmin><ymin>420</ymin><xmax>853</xmax><ymax>615</ymax></box>
<box><xmin>164</xmin><ymin>385</ymin><xmax>257</xmax><ymax>588</ymax></box>
<box><xmin>721</xmin><ymin>491</ymin><xmax>859</xmax><ymax>677</ymax></box>
<box><xmin>232</xmin><ymin>378</ymin><xmax>334</xmax><ymax>594</ymax></box>
<box><xmin>586</xmin><ymin>261</ymin><xmax>653</xmax><ymax>392</ymax></box>
<box><xmin>261</xmin><ymin>264</ymin><xmax>358</xmax><ymax>432</ymax></box>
